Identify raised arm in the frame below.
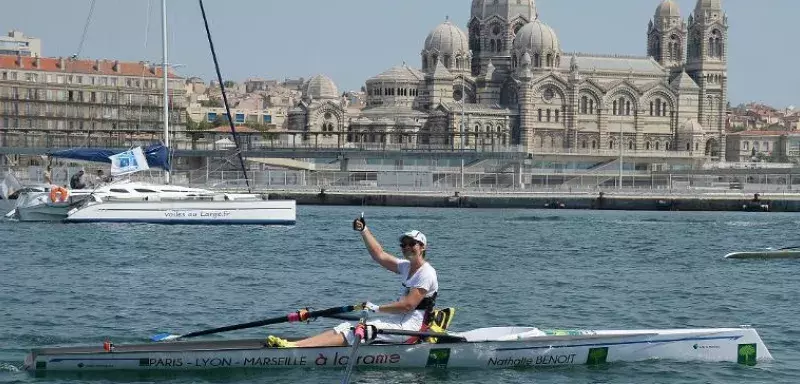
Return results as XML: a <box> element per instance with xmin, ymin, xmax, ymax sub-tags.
<box><xmin>353</xmin><ymin>214</ymin><xmax>400</xmax><ymax>274</ymax></box>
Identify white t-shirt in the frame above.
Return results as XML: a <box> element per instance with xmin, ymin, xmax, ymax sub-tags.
<box><xmin>396</xmin><ymin>259</ymin><xmax>438</xmax><ymax>301</ymax></box>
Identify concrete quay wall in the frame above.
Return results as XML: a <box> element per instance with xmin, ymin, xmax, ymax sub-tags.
<box><xmin>266</xmin><ymin>190</ymin><xmax>800</xmax><ymax>212</ymax></box>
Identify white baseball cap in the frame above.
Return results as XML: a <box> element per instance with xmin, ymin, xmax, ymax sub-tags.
<box><xmin>399</xmin><ymin>230</ymin><xmax>427</xmax><ymax>247</ymax></box>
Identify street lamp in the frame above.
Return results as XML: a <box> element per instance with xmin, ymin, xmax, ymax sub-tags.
<box><xmin>618</xmin><ymin>121</ymin><xmax>623</xmax><ymax>190</ymax></box>
<box><xmin>460</xmin><ymin>79</ymin><xmax>465</xmax><ymax>190</ymax></box>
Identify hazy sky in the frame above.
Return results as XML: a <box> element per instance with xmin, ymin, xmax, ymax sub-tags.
<box><xmin>1</xmin><ymin>0</ymin><xmax>797</xmax><ymax>108</ymax></box>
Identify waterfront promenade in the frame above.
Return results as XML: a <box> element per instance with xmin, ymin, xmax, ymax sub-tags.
<box><xmin>265</xmin><ymin>189</ymin><xmax>793</xmax><ymax>212</ymax></box>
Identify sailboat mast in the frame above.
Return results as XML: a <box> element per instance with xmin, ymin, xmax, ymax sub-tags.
<box><xmin>161</xmin><ymin>0</ymin><xmax>170</xmax><ymax>184</ymax></box>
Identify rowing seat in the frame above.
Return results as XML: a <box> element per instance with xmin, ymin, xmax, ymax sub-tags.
<box><xmin>403</xmin><ymin>307</ymin><xmax>455</xmax><ymax>344</ymax></box>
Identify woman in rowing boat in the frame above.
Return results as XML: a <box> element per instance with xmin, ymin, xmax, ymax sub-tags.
<box><xmin>267</xmin><ymin>215</ymin><xmax>438</xmax><ymax>347</ymax></box>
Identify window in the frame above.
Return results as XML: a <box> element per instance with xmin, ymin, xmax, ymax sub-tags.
<box><xmin>110</xmin><ymin>189</ymin><xmax>130</xmax><ymax>193</ymax></box>
<box><xmin>235</xmin><ymin>113</ymin><xmax>245</xmax><ymax>123</ymax></box>
<box><xmin>134</xmin><ymin>189</ymin><xmax>158</xmax><ymax>193</ymax></box>
<box><xmin>207</xmin><ymin>112</ymin><xmax>217</xmax><ymax>122</ymax></box>
<box><xmin>263</xmin><ymin>115</ymin><xmax>272</xmax><ymax>123</ymax></box>
<box><xmin>554</xmin><ymin>109</ymin><xmax>559</xmax><ymax>122</ymax></box>
<box><xmin>546</xmin><ymin>109</ymin><xmax>551</xmax><ymax>122</ymax></box>
<box><xmin>538</xmin><ymin>109</ymin><xmax>542</xmax><ymax>122</ymax></box>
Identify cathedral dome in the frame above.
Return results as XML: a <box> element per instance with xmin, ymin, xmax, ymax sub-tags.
<box><xmin>512</xmin><ymin>19</ymin><xmax>560</xmax><ymax>56</ymax></box>
<box><xmin>655</xmin><ymin>0</ymin><xmax>680</xmax><ymax>18</ymax></box>
<box><xmin>303</xmin><ymin>74</ymin><xmax>339</xmax><ymax>100</ymax></box>
<box><xmin>424</xmin><ymin>20</ymin><xmax>469</xmax><ymax>55</ymax></box>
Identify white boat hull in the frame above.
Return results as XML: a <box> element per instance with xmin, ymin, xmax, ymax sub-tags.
<box><xmin>14</xmin><ymin>202</ymin><xmax>71</xmax><ymax>222</ymax></box>
<box><xmin>65</xmin><ymin>199</ymin><xmax>296</xmax><ymax>225</ymax></box>
<box><xmin>23</xmin><ymin>326</ymin><xmax>772</xmax><ymax>372</ymax></box>
<box><xmin>725</xmin><ymin>250</ymin><xmax>800</xmax><ymax>259</ymax></box>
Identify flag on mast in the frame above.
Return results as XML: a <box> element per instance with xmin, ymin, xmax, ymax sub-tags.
<box><xmin>109</xmin><ymin>147</ymin><xmax>150</xmax><ymax>176</ymax></box>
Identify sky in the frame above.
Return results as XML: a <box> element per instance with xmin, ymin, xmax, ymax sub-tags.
<box><xmin>1</xmin><ymin>0</ymin><xmax>797</xmax><ymax>108</ymax></box>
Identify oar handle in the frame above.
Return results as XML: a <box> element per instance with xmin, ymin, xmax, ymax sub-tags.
<box><xmin>180</xmin><ymin>305</ymin><xmax>356</xmax><ymax>339</ymax></box>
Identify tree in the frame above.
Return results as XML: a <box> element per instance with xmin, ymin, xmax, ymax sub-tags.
<box><xmin>186</xmin><ymin>117</ymin><xmax>212</xmax><ymax>131</ymax></box>
<box><xmin>223</xmin><ymin>80</ymin><xmax>236</xmax><ymax>88</ymax></box>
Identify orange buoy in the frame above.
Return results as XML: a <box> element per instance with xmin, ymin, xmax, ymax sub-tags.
<box><xmin>49</xmin><ymin>186</ymin><xmax>69</xmax><ymax>203</ymax></box>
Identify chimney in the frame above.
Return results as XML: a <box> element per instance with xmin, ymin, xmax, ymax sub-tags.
<box><xmin>34</xmin><ymin>56</ymin><xmax>40</xmax><ymax>68</ymax></box>
<box><xmin>112</xmin><ymin>60</ymin><xmax>120</xmax><ymax>72</ymax></box>
<box><xmin>94</xmin><ymin>59</ymin><xmax>100</xmax><ymax>71</ymax></box>
<box><xmin>59</xmin><ymin>57</ymin><xmax>65</xmax><ymax>70</ymax></box>
<box><xmin>15</xmin><ymin>53</ymin><xmax>22</xmax><ymax>68</ymax></box>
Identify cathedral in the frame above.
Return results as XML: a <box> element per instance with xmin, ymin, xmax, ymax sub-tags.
<box><xmin>288</xmin><ymin>0</ymin><xmax>729</xmax><ymax>159</ymax></box>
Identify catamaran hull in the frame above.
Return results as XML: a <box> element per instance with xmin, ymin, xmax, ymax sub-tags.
<box><xmin>725</xmin><ymin>250</ymin><xmax>800</xmax><ymax>259</ymax></box>
<box><xmin>23</xmin><ymin>327</ymin><xmax>772</xmax><ymax>372</ymax></box>
<box><xmin>14</xmin><ymin>203</ymin><xmax>71</xmax><ymax>222</ymax></box>
<box><xmin>64</xmin><ymin>200</ymin><xmax>296</xmax><ymax>225</ymax></box>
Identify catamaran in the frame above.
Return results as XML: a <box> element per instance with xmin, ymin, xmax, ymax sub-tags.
<box><xmin>23</xmin><ymin>305</ymin><xmax>773</xmax><ymax>372</ymax></box>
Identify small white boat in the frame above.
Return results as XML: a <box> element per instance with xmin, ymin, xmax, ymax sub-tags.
<box><xmin>725</xmin><ymin>248</ymin><xmax>800</xmax><ymax>259</ymax></box>
<box><xmin>8</xmin><ymin>181</ymin><xmax>218</xmax><ymax>222</ymax></box>
<box><xmin>6</xmin><ymin>180</ymin><xmax>296</xmax><ymax>225</ymax></box>
<box><xmin>23</xmin><ymin>326</ymin><xmax>771</xmax><ymax>372</ymax></box>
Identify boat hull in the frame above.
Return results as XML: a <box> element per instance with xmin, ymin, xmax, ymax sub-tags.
<box><xmin>725</xmin><ymin>250</ymin><xmax>800</xmax><ymax>259</ymax></box>
<box><xmin>65</xmin><ymin>199</ymin><xmax>296</xmax><ymax>225</ymax></box>
<box><xmin>24</xmin><ymin>327</ymin><xmax>772</xmax><ymax>372</ymax></box>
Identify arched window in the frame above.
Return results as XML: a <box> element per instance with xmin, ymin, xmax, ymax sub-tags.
<box><xmin>546</xmin><ymin>54</ymin><xmax>553</xmax><ymax>67</ymax></box>
<box><xmin>610</xmin><ymin>140</ymin><xmax>614</xmax><ymax>149</ymax></box>
<box><xmin>534</xmin><ymin>53</ymin><xmax>540</xmax><ymax>67</ymax></box>
<box><xmin>582</xmin><ymin>140</ymin><xmax>587</xmax><ymax>149</ymax></box>
<box><xmin>592</xmin><ymin>140</ymin><xmax>597</xmax><ymax>149</ymax></box>
<box><xmin>646</xmin><ymin>142</ymin><xmax>651</xmax><ymax>150</ymax></box>
<box><xmin>686</xmin><ymin>142</ymin><xmax>691</xmax><ymax>151</ymax></box>
<box><xmin>589</xmin><ymin>99</ymin><xmax>594</xmax><ymax>114</ymax></box>
<box><xmin>628</xmin><ymin>141</ymin><xmax>634</xmax><ymax>150</ymax></box>
<box><xmin>581</xmin><ymin>96</ymin><xmax>588</xmax><ymax>114</ymax></box>
<box><xmin>655</xmin><ymin>142</ymin><xmax>660</xmax><ymax>150</ymax></box>
<box><xmin>625</xmin><ymin>100</ymin><xmax>631</xmax><ymax>116</ymax></box>
<box><xmin>613</xmin><ymin>100</ymin><xmax>618</xmax><ymax>116</ymax></box>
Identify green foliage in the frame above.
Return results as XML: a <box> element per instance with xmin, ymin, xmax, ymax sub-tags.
<box><xmin>199</xmin><ymin>98</ymin><xmax>223</xmax><ymax>108</ymax></box>
<box><xmin>185</xmin><ymin>118</ymin><xmax>213</xmax><ymax>132</ymax></box>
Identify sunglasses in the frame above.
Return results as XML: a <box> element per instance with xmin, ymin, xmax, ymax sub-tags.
<box><xmin>400</xmin><ymin>240</ymin><xmax>420</xmax><ymax>248</ymax></box>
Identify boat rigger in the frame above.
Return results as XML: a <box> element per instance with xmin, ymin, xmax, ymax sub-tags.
<box><xmin>24</xmin><ymin>326</ymin><xmax>772</xmax><ymax>372</ymax></box>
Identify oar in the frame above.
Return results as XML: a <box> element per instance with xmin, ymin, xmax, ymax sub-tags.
<box><xmin>777</xmin><ymin>246</ymin><xmax>800</xmax><ymax>251</ymax></box>
<box><xmin>340</xmin><ymin>311</ymin><xmax>368</xmax><ymax>384</ymax></box>
<box><xmin>151</xmin><ymin>304</ymin><xmax>357</xmax><ymax>342</ymax></box>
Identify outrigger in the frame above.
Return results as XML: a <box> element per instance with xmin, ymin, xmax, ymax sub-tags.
<box><xmin>23</xmin><ymin>304</ymin><xmax>773</xmax><ymax>372</ymax></box>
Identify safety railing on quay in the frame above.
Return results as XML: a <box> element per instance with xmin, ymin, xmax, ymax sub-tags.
<box><xmin>7</xmin><ymin>166</ymin><xmax>800</xmax><ymax>196</ymax></box>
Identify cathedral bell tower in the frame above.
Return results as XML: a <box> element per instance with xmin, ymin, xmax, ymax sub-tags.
<box><xmin>647</xmin><ymin>0</ymin><xmax>687</xmax><ymax>74</ymax></box>
<box><xmin>685</xmin><ymin>0</ymin><xmax>728</xmax><ymax>156</ymax></box>
<box><xmin>469</xmin><ymin>0</ymin><xmax>536</xmax><ymax>77</ymax></box>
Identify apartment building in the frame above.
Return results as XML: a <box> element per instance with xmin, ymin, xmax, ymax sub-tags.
<box><xmin>0</xmin><ymin>30</ymin><xmax>41</xmax><ymax>57</ymax></box>
<box><xmin>0</xmin><ymin>55</ymin><xmax>185</xmax><ymax>133</ymax></box>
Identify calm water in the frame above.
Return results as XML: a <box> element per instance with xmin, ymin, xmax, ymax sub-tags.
<box><xmin>1</xmin><ymin>206</ymin><xmax>799</xmax><ymax>383</ymax></box>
